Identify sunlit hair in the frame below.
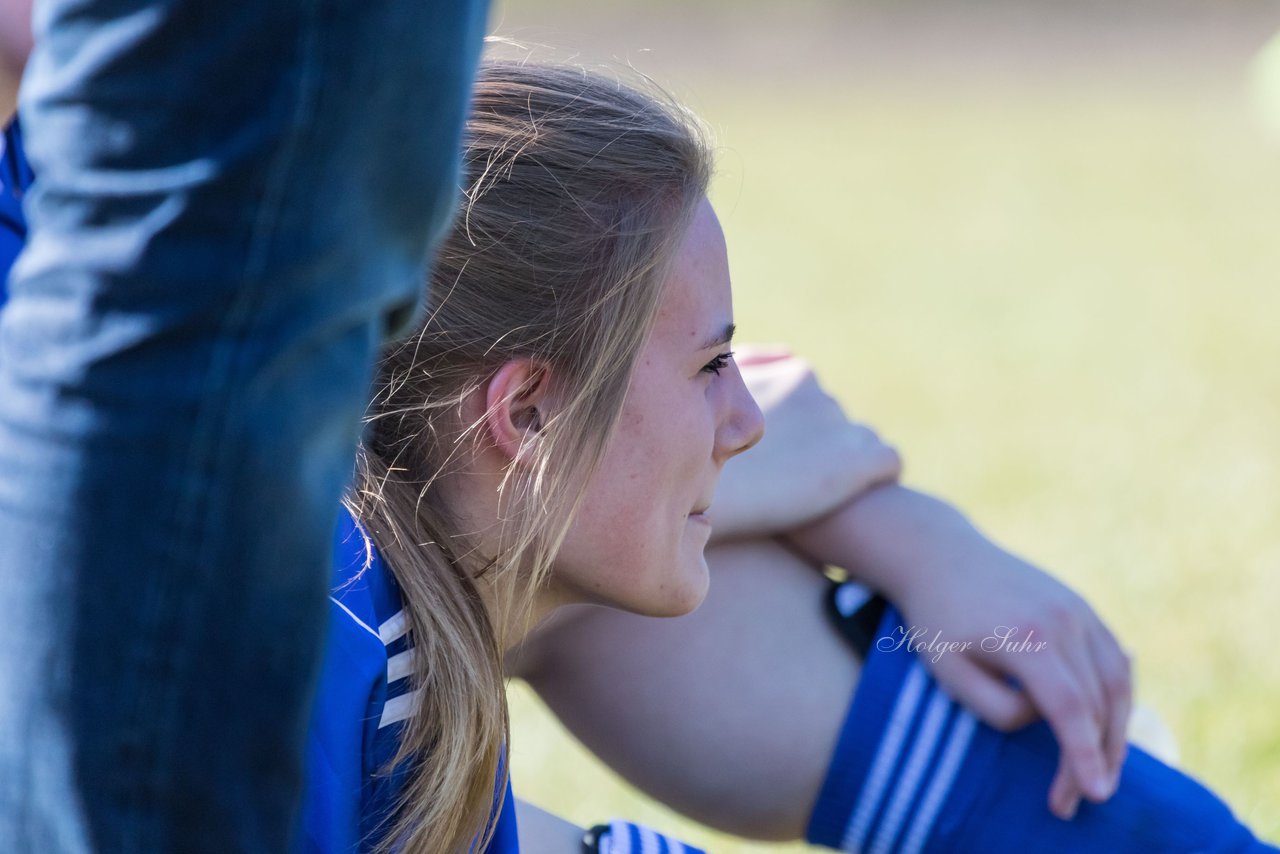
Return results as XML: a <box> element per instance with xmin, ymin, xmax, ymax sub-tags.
<box><xmin>344</xmin><ymin>60</ymin><xmax>713</xmax><ymax>853</ymax></box>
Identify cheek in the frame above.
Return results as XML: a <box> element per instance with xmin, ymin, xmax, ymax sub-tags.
<box><xmin>674</xmin><ymin>386</ymin><xmax>720</xmax><ymax>478</ymax></box>
<box><xmin>563</xmin><ymin>411</ymin><xmax>667</xmax><ymax>558</ymax></box>
<box><xmin>610</xmin><ymin>379</ymin><xmax>696</xmax><ymax>489</ymax></box>
<box><xmin>548</xmin><ymin>356</ymin><xmax>720</xmax><ymax>613</ymax></box>
<box><xmin>552</xmin><ymin>413</ymin><xmax>706</xmax><ymax>599</ymax></box>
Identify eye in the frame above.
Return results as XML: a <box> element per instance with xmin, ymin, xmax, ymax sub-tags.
<box><xmin>701</xmin><ymin>351</ymin><xmax>734</xmax><ymax>376</ymax></box>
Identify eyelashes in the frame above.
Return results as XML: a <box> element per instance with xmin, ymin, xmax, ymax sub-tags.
<box><xmin>701</xmin><ymin>351</ymin><xmax>735</xmax><ymax>376</ymax></box>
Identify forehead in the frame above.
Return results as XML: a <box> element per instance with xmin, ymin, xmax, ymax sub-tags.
<box><xmin>650</xmin><ymin>198</ymin><xmax>732</xmax><ymax>347</ymax></box>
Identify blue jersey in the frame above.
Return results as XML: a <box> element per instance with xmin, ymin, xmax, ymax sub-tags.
<box><xmin>0</xmin><ymin>117</ymin><xmax>520</xmax><ymax>854</ymax></box>
<box><xmin>0</xmin><ymin>118</ymin><xmax>32</xmax><ymax>306</ymax></box>
<box><xmin>301</xmin><ymin>506</ymin><xmax>519</xmax><ymax>853</ymax></box>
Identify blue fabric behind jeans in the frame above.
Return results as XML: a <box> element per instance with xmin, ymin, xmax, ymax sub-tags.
<box><xmin>0</xmin><ymin>0</ymin><xmax>487</xmax><ymax>849</ymax></box>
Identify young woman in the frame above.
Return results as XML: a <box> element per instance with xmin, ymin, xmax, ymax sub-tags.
<box><xmin>298</xmin><ymin>61</ymin><xmax>1274</xmax><ymax>853</ymax></box>
<box><xmin>300</xmin><ymin>60</ymin><xmax>761</xmax><ymax>853</ymax></box>
<box><xmin>1</xmin><ymin>62</ymin><xmax>1272</xmax><ymax>853</ymax></box>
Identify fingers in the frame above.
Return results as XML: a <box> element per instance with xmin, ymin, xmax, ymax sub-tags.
<box><xmin>1048</xmin><ymin>762</ymin><xmax>1083</xmax><ymax>820</ymax></box>
<box><xmin>1061</xmin><ymin>632</ymin><xmax>1106</xmax><ymax>727</ymax></box>
<box><xmin>941</xmin><ymin>647</ymin><xmax>1094</xmax><ymax>820</ymax></box>
<box><xmin>1088</xmin><ymin>619</ymin><xmax>1133</xmax><ymax>790</ymax></box>
<box><xmin>1051</xmin><ymin>636</ymin><xmax>1108</xmax><ymax>819</ymax></box>
<box><xmin>1047</xmin><ymin>630</ymin><xmax>1126</xmax><ymax>822</ymax></box>
<box><xmin>1056</xmin><ymin>613</ymin><xmax>1133</xmax><ymax>799</ymax></box>
<box><xmin>1007</xmin><ymin>651</ymin><xmax>1113</xmax><ymax>808</ymax></box>
<box><xmin>931</xmin><ymin>654</ymin><xmax>1037</xmax><ymax>732</ymax></box>
<box><xmin>944</xmin><ymin>646</ymin><xmax>1092</xmax><ymax>820</ymax></box>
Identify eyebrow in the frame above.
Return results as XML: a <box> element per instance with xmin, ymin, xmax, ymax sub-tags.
<box><xmin>700</xmin><ymin>323</ymin><xmax>736</xmax><ymax>350</ymax></box>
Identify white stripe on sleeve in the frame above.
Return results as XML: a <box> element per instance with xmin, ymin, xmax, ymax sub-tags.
<box><xmin>386</xmin><ymin>649</ymin><xmax>415</xmax><ymax>684</ymax></box>
<box><xmin>379</xmin><ymin>610</ymin><xmax>408</xmax><ymax>645</ymax></box>
<box><xmin>378</xmin><ymin>688</ymin><xmax>421</xmax><ymax>729</ymax></box>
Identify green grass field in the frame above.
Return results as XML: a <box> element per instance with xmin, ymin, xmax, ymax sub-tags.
<box><xmin>505</xmin><ymin>71</ymin><xmax>1280</xmax><ymax>847</ymax></box>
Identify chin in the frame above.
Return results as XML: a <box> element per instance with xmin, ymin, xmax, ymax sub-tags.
<box><xmin>640</xmin><ymin>555</ymin><xmax>710</xmax><ymax>618</ymax></box>
<box><xmin>560</xmin><ymin>547</ymin><xmax>711</xmax><ymax>617</ymax></box>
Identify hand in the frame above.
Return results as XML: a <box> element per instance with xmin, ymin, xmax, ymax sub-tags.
<box><xmin>790</xmin><ymin>485</ymin><xmax>1133</xmax><ymax>821</ymax></box>
<box><xmin>893</xmin><ymin>544</ymin><xmax>1132</xmax><ymax>821</ymax></box>
<box><xmin>709</xmin><ymin>347</ymin><xmax>902</xmax><ymax>541</ymax></box>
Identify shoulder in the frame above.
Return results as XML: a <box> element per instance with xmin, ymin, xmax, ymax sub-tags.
<box><xmin>301</xmin><ymin>506</ymin><xmax>518</xmax><ymax>853</ymax></box>
<box><xmin>329</xmin><ymin>507</ymin><xmax>415</xmax><ymax>732</ymax></box>
<box><xmin>329</xmin><ymin>506</ymin><xmax>403</xmax><ymax>641</ymax></box>
<box><xmin>297</xmin><ymin>506</ymin><xmax>411</xmax><ymax>853</ymax></box>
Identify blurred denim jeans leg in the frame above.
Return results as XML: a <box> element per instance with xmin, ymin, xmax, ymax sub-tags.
<box><xmin>0</xmin><ymin>0</ymin><xmax>487</xmax><ymax>849</ymax></box>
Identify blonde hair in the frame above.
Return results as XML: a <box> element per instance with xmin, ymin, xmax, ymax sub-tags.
<box><xmin>344</xmin><ymin>61</ymin><xmax>713</xmax><ymax>853</ymax></box>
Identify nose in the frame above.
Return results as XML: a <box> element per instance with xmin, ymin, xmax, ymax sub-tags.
<box><xmin>715</xmin><ymin>361</ymin><xmax>765</xmax><ymax>464</ymax></box>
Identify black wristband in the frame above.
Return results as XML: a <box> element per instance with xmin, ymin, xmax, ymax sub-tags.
<box><xmin>826</xmin><ymin>582</ymin><xmax>889</xmax><ymax>660</ymax></box>
<box><xmin>581</xmin><ymin>823</ymin><xmax>611</xmax><ymax>854</ymax></box>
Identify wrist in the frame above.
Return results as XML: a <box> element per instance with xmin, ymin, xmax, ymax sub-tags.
<box><xmin>789</xmin><ymin>485</ymin><xmax>977</xmax><ymax>604</ymax></box>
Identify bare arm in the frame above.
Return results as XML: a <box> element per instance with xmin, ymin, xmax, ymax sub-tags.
<box><xmin>789</xmin><ymin>484</ymin><xmax>1131</xmax><ymax>818</ymax></box>
<box><xmin>514</xmin><ymin>497</ymin><xmax>1127</xmax><ymax>835</ymax></box>
<box><xmin>514</xmin><ymin>799</ymin><xmax>583</xmax><ymax>854</ymax></box>
<box><xmin>513</xmin><ymin>354</ymin><xmax>1131</xmax><ymax>829</ymax></box>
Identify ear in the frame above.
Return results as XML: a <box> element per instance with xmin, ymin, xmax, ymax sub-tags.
<box><xmin>483</xmin><ymin>359</ymin><xmax>550</xmax><ymax>463</ymax></box>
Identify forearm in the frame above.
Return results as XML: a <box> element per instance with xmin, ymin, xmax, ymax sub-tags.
<box><xmin>788</xmin><ymin>483</ymin><xmax>1003</xmax><ymax>603</ymax></box>
<box><xmin>708</xmin><ymin>423</ymin><xmax>902</xmax><ymax>544</ymax></box>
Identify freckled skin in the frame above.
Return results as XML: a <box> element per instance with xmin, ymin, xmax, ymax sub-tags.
<box><xmin>546</xmin><ymin>199</ymin><xmax>765</xmax><ymax>618</ymax></box>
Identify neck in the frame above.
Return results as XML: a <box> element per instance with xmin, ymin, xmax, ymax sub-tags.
<box><xmin>437</xmin><ymin>445</ymin><xmax>576</xmax><ymax>654</ymax></box>
<box><xmin>475</xmin><ymin>566</ymin><xmax>571</xmax><ymax>653</ymax></box>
